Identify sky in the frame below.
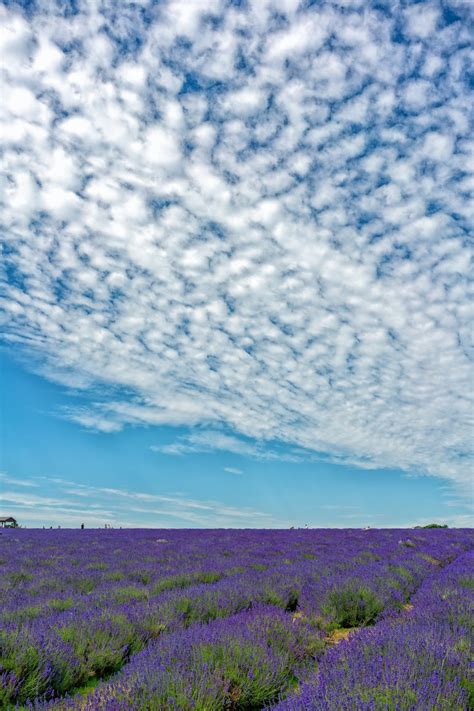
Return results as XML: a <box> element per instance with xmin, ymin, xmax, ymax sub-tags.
<box><xmin>0</xmin><ymin>0</ymin><xmax>473</xmax><ymax>528</ymax></box>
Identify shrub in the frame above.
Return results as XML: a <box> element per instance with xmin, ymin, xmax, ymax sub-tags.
<box><xmin>322</xmin><ymin>585</ymin><xmax>383</xmax><ymax>628</ymax></box>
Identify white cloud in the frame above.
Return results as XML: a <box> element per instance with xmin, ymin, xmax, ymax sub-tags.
<box><xmin>144</xmin><ymin>126</ymin><xmax>182</xmax><ymax>169</ymax></box>
<box><xmin>152</xmin><ymin>430</ymin><xmax>303</xmax><ymax>462</ymax></box>
<box><xmin>59</xmin><ymin>408</ymin><xmax>123</xmax><ymax>433</ymax></box>
<box><xmin>0</xmin><ymin>473</ymin><xmax>39</xmax><ymax>487</ymax></box>
<box><xmin>1</xmin><ymin>0</ymin><xmax>473</xmax><ymax>495</ymax></box>
<box><xmin>222</xmin><ymin>87</ymin><xmax>266</xmax><ymax>117</ymax></box>
<box><xmin>0</xmin><ymin>490</ymin><xmax>82</xmax><ymax>508</ymax></box>
<box><xmin>41</xmin><ymin>186</ymin><xmax>82</xmax><ymax>221</ymax></box>
<box><xmin>404</xmin><ymin>4</ymin><xmax>440</xmax><ymax>39</ymax></box>
<box><xmin>224</xmin><ymin>467</ymin><xmax>244</xmax><ymax>475</ymax></box>
<box><xmin>422</xmin><ymin>132</ymin><xmax>454</xmax><ymax>161</ymax></box>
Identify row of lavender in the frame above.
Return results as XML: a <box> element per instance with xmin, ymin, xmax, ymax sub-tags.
<box><xmin>0</xmin><ymin>528</ymin><xmax>472</xmax><ymax>707</ymax></box>
<box><xmin>38</xmin><ymin>544</ymin><xmax>473</xmax><ymax>711</ymax></box>
<box><xmin>273</xmin><ymin>546</ymin><xmax>474</xmax><ymax>710</ymax></box>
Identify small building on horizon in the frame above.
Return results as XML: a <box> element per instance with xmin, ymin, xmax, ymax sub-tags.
<box><xmin>0</xmin><ymin>516</ymin><xmax>18</xmax><ymax>528</ymax></box>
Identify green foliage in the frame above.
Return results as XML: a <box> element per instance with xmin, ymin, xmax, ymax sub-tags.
<box><xmin>152</xmin><ymin>575</ymin><xmax>188</xmax><ymax>595</ymax></box>
<box><xmin>388</xmin><ymin>565</ymin><xmax>414</xmax><ymax>582</ymax></box>
<box><xmin>2</xmin><ymin>605</ymin><xmax>43</xmax><ymax>623</ymax></box>
<box><xmin>460</xmin><ymin>677</ymin><xmax>474</xmax><ymax>710</ymax></box>
<box><xmin>323</xmin><ymin>585</ymin><xmax>383</xmax><ymax>628</ymax></box>
<box><xmin>86</xmin><ymin>562</ymin><xmax>109</xmax><ymax>571</ymax></box>
<box><xmin>199</xmin><ymin>572</ymin><xmax>222</xmax><ymax>584</ymax></box>
<box><xmin>357</xmin><ymin>551</ymin><xmax>382</xmax><ymax>562</ymax></box>
<box><xmin>133</xmin><ymin>571</ymin><xmax>152</xmax><ymax>585</ymax></box>
<box><xmin>114</xmin><ymin>586</ymin><xmax>149</xmax><ymax>603</ymax></box>
<box><xmin>48</xmin><ymin>597</ymin><xmax>74</xmax><ymax>611</ymax></box>
<box><xmin>137</xmin><ymin>612</ymin><xmax>166</xmax><ymax>640</ymax></box>
<box><xmin>21</xmin><ymin>605</ymin><xmax>43</xmax><ymax>620</ymax></box>
<box><xmin>0</xmin><ymin>671</ymin><xmax>17</xmax><ymax>708</ymax></box>
<box><xmin>75</xmin><ymin>675</ymin><xmax>104</xmax><ymax>698</ymax></box>
<box><xmin>262</xmin><ymin>589</ymin><xmax>285</xmax><ymax>607</ymax></box>
<box><xmin>73</xmin><ymin>578</ymin><xmax>95</xmax><ymax>594</ymax></box>
<box><xmin>174</xmin><ymin>596</ymin><xmax>193</xmax><ymax>623</ymax></box>
<box><xmin>152</xmin><ymin>571</ymin><xmax>222</xmax><ymax>596</ymax></box>
<box><xmin>458</xmin><ymin>576</ymin><xmax>474</xmax><ymax>590</ymax></box>
<box><xmin>9</xmin><ymin>572</ymin><xmax>33</xmax><ymax>586</ymax></box>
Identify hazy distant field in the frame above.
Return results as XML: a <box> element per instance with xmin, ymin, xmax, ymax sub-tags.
<box><xmin>1</xmin><ymin>528</ymin><xmax>472</xmax><ymax>709</ymax></box>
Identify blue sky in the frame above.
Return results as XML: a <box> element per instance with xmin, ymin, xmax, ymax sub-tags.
<box><xmin>0</xmin><ymin>0</ymin><xmax>473</xmax><ymax>527</ymax></box>
<box><xmin>1</xmin><ymin>351</ymin><xmax>471</xmax><ymax>528</ymax></box>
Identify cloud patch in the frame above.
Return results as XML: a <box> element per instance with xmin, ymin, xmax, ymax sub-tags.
<box><xmin>0</xmin><ymin>0</ymin><xmax>473</xmax><ymax>491</ymax></box>
<box><xmin>151</xmin><ymin>430</ymin><xmax>303</xmax><ymax>462</ymax></box>
<box><xmin>0</xmin><ymin>472</ymin><xmax>39</xmax><ymax>488</ymax></box>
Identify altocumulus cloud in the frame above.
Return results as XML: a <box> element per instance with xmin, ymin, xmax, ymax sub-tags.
<box><xmin>1</xmin><ymin>0</ymin><xmax>473</xmax><ymax>489</ymax></box>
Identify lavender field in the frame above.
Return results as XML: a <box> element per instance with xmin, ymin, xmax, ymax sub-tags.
<box><xmin>1</xmin><ymin>528</ymin><xmax>472</xmax><ymax>710</ymax></box>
